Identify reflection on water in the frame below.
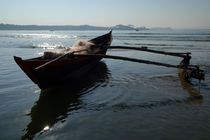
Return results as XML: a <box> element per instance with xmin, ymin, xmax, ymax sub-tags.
<box><xmin>21</xmin><ymin>62</ymin><xmax>110</xmax><ymax>140</ymax></box>
<box><xmin>111</xmin><ymin>74</ymin><xmax>204</xmax><ymax>110</ymax></box>
<box><xmin>172</xmin><ymin>75</ymin><xmax>203</xmax><ymax>104</ymax></box>
<box><xmin>179</xmin><ymin>75</ymin><xmax>203</xmax><ymax>102</ymax></box>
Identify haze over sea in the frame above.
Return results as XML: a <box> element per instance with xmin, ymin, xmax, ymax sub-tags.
<box><xmin>0</xmin><ymin>28</ymin><xmax>210</xmax><ymax>139</ymax></box>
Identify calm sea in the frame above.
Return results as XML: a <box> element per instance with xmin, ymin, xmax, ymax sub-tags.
<box><xmin>0</xmin><ymin>29</ymin><xmax>210</xmax><ymax>140</ymax></box>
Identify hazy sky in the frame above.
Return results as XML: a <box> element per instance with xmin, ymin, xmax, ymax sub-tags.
<box><xmin>1</xmin><ymin>0</ymin><xmax>210</xmax><ymax>28</ymax></box>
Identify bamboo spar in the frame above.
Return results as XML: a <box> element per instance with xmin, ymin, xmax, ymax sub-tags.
<box><xmin>106</xmin><ymin>46</ymin><xmax>190</xmax><ymax>58</ymax></box>
<box><xmin>71</xmin><ymin>54</ymin><xmax>179</xmax><ymax>69</ymax></box>
<box><xmin>35</xmin><ymin>49</ymin><xmax>88</xmax><ymax>71</ymax></box>
<box><xmin>70</xmin><ymin>53</ymin><xmax>204</xmax><ymax>81</ymax></box>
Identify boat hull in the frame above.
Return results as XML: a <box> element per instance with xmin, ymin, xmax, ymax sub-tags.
<box><xmin>14</xmin><ymin>31</ymin><xmax>112</xmax><ymax>89</ymax></box>
<box><xmin>14</xmin><ymin>56</ymin><xmax>104</xmax><ymax>89</ymax></box>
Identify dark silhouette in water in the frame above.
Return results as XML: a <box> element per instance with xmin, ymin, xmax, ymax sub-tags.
<box><xmin>21</xmin><ymin>62</ymin><xmax>110</xmax><ymax>140</ymax></box>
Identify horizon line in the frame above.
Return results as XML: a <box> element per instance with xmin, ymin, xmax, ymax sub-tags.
<box><xmin>1</xmin><ymin>23</ymin><xmax>210</xmax><ymax>30</ymax></box>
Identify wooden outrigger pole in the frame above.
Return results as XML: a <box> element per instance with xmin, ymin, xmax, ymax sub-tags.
<box><xmin>106</xmin><ymin>45</ymin><xmax>204</xmax><ymax>81</ymax></box>
<box><xmin>107</xmin><ymin>45</ymin><xmax>190</xmax><ymax>58</ymax></box>
<box><xmin>72</xmin><ymin>54</ymin><xmax>179</xmax><ymax>68</ymax></box>
<box><xmin>69</xmin><ymin>46</ymin><xmax>205</xmax><ymax>82</ymax></box>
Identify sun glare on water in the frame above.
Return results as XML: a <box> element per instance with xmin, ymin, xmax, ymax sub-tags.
<box><xmin>43</xmin><ymin>125</ymin><xmax>50</xmax><ymax>131</ymax></box>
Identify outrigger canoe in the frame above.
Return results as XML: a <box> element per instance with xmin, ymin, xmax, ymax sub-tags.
<box><xmin>14</xmin><ymin>31</ymin><xmax>112</xmax><ymax>89</ymax></box>
<box><xmin>14</xmin><ymin>30</ymin><xmax>205</xmax><ymax>89</ymax></box>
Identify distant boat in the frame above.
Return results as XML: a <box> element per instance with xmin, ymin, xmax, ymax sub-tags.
<box><xmin>14</xmin><ymin>31</ymin><xmax>112</xmax><ymax>89</ymax></box>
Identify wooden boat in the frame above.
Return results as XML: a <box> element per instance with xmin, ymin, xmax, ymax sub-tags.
<box><xmin>14</xmin><ymin>31</ymin><xmax>112</xmax><ymax>89</ymax></box>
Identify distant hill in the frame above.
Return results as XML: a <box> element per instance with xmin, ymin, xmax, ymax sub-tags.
<box><xmin>0</xmin><ymin>23</ymin><xmax>149</xmax><ymax>31</ymax></box>
<box><xmin>150</xmin><ymin>27</ymin><xmax>173</xmax><ymax>30</ymax></box>
<box><xmin>112</xmin><ymin>24</ymin><xmax>135</xmax><ymax>30</ymax></box>
<box><xmin>0</xmin><ymin>24</ymin><xmax>107</xmax><ymax>30</ymax></box>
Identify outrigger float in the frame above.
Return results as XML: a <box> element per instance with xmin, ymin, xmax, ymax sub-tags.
<box><xmin>14</xmin><ymin>31</ymin><xmax>204</xmax><ymax>89</ymax></box>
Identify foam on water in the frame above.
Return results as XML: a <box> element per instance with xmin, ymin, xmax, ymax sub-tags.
<box><xmin>0</xmin><ymin>33</ymin><xmax>77</xmax><ymax>39</ymax></box>
<box><xmin>34</xmin><ymin>42</ymin><xmax>66</xmax><ymax>49</ymax></box>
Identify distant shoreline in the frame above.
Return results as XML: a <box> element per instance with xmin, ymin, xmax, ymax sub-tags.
<box><xmin>1</xmin><ymin>24</ymin><xmax>209</xmax><ymax>31</ymax></box>
<box><xmin>0</xmin><ymin>23</ymin><xmax>150</xmax><ymax>31</ymax></box>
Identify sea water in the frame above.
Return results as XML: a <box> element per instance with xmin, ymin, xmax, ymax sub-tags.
<box><xmin>0</xmin><ymin>29</ymin><xmax>210</xmax><ymax>140</ymax></box>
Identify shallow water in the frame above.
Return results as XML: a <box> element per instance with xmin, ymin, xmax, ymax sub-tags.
<box><xmin>0</xmin><ymin>30</ymin><xmax>210</xmax><ymax>140</ymax></box>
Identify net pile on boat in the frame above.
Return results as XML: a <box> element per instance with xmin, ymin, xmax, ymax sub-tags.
<box><xmin>42</xmin><ymin>40</ymin><xmax>96</xmax><ymax>59</ymax></box>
